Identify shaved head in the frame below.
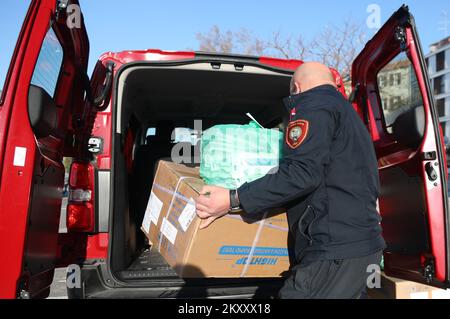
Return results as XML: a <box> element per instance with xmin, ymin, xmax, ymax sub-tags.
<box><xmin>290</xmin><ymin>62</ymin><xmax>337</xmax><ymax>95</ymax></box>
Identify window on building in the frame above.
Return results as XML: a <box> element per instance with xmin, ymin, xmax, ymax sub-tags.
<box><xmin>442</xmin><ymin>122</ymin><xmax>450</xmax><ymax>164</ymax></box>
<box><xmin>440</xmin><ymin>123</ymin><xmax>448</xmax><ymax>157</ymax></box>
<box><xmin>379</xmin><ymin>75</ymin><xmax>386</xmax><ymax>88</ymax></box>
<box><xmin>389</xmin><ymin>74</ymin><xmax>394</xmax><ymax>86</ymax></box>
<box><xmin>436</xmin><ymin>99</ymin><xmax>446</xmax><ymax>117</ymax></box>
<box><xmin>436</xmin><ymin>51</ymin><xmax>445</xmax><ymax>72</ymax></box>
<box><xmin>377</xmin><ymin>52</ymin><xmax>424</xmax><ymax>130</ymax></box>
<box><xmin>396</xmin><ymin>73</ymin><xmax>402</xmax><ymax>85</ymax></box>
<box><xmin>434</xmin><ymin>75</ymin><xmax>445</xmax><ymax>95</ymax></box>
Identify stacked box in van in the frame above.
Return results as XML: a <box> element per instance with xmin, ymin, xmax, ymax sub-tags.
<box><xmin>141</xmin><ymin>160</ymin><xmax>290</xmax><ymax>278</ymax></box>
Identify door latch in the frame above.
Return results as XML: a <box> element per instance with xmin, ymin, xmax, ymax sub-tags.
<box><xmin>425</xmin><ymin>162</ymin><xmax>438</xmax><ymax>182</ymax></box>
<box><xmin>395</xmin><ymin>27</ymin><xmax>407</xmax><ymax>51</ymax></box>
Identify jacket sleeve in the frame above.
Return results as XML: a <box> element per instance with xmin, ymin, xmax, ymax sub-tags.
<box><xmin>237</xmin><ymin>108</ymin><xmax>336</xmax><ymax>214</ymax></box>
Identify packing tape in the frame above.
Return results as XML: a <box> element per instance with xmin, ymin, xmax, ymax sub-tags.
<box><xmin>226</xmin><ymin>214</ymin><xmax>289</xmax><ymax>232</ymax></box>
<box><xmin>158</xmin><ymin>176</ymin><xmax>202</xmax><ymax>253</ymax></box>
<box><xmin>152</xmin><ymin>182</ymin><xmax>192</xmax><ymax>204</ymax></box>
<box><xmin>153</xmin><ymin>182</ymin><xmax>288</xmax><ymax>231</ymax></box>
<box><xmin>240</xmin><ymin>211</ymin><xmax>268</xmax><ymax>277</ymax></box>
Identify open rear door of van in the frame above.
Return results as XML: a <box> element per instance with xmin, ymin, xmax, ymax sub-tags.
<box><xmin>0</xmin><ymin>0</ymin><xmax>90</xmax><ymax>298</ymax></box>
<box><xmin>352</xmin><ymin>5</ymin><xmax>449</xmax><ymax>288</ymax></box>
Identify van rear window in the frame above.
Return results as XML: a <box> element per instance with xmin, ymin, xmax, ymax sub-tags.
<box><xmin>30</xmin><ymin>28</ymin><xmax>64</xmax><ymax>98</ymax></box>
<box><xmin>377</xmin><ymin>52</ymin><xmax>424</xmax><ymax>133</ymax></box>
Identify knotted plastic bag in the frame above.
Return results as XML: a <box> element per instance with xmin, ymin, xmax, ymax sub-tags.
<box><xmin>200</xmin><ymin>122</ymin><xmax>283</xmax><ymax>189</ymax></box>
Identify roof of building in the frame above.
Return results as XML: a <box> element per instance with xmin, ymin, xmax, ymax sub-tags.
<box><xmin>430</xmin><ymin>36</ymin><xmax>450</xmax><ymax>53</ymax></box>
<box><xmin>379</xmin><ymin>59</ymin><xmax>410</xmax><ymax>72</ymax></box>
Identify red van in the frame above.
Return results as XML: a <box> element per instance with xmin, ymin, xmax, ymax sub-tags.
<box><xmin>0</xmin><ymin>0</ymin><xmax>448</xmax><ymax>299</ymax></box>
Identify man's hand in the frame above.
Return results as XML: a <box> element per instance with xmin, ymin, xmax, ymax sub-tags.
<box><xmin>196</xmin><ymin>185</ymin><xmax>230</xmax><ymax>229</ymax></box>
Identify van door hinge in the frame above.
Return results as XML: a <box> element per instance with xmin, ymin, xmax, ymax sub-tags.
<box><xmin>56</xmin><ymin>0</ymin><xmax>69</xmax><ymax>16</ymax></box>
<box><xmin>88</xmin><ymin>137</ymin><xmax>103</xmax><ymax>154</ymax></box>
<box><xmin>348</xmin><ymin>83</ymin><xmax>360</xmax><ymax>103</ymax></box>
<box><xmin>395</xmin><ymin>27</ymin><xmax>407</xmax><ymax>51</ymax></box>
<box><xmin>18</xmin><ymin>289</ymin><xmax>31</xmax><ymax>299</ymax></box>
<box><xmin>57</xmin><ymin>0</ymin><xmax>69</xmax><ymax>11</ymax></box>
<box><xmin>17</xmin><ymin>278</ymin><xmax>30</xmax><ymax>299</ymax></box>
<box><xmin>423</xmin><ymin>260</ymin><xmax>435</xmax><ymax>284</ymax></box>
<box><xmin>55</xmin><ymin>0</ymin><xmax>70</xmax><ymax>23</ymax></box>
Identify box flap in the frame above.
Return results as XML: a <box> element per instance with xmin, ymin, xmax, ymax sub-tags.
<box><xmin>184</xmin><ymin>179</ymin><xmax>205</xmax><ymax>194</ymax></box>
<box><xmin>160</xmin><ymin>161</ymin><xmax>200</xmax><ymax>178</ymax></box>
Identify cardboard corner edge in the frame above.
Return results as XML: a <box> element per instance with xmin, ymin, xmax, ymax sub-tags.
<box><xmin>140</xmin><ymin>225</ymin><xmax>154</xmax><ymax>246</ymax></box>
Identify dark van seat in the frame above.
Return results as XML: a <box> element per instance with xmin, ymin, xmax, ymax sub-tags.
<box><xmin>129</xmin><ymin>121</ymin><xmax>174</xmax><ymax>242</ymax></box>
<box><xmin>28</xmin><ymin>84</ymin><xmax>60</xmax><ymax>139</ymax></box>
<box><xmin>392</xmin><ymin>105</ymin><xmax>425</xmax><ymax>149</ymax></box>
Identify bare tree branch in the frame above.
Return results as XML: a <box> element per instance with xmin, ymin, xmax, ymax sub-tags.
<box><xmin>196</xmin><ymin>19</ymin><xmax>366</xmax><ymax>77</ymax></box>
<box><xmin>196</xmin><ymin>25</ymin><xmax>234</xmax><ymax>53</ymax></box>
<box><xmin>310</xmin><ymin>19</ymin><xmax>366</xmax><ymax>76</ymax></box>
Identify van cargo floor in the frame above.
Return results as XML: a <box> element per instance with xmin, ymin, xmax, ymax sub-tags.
<box><xmin>116</xmin><ymin>248</ymin><xmax>180</xmax><ymax>280</ymax></box>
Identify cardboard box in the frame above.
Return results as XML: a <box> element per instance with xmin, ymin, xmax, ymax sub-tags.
<box><xmin>368</xmin><ymin>272</ymin><xmax>450</xmax><ymax>299</ymax></box>
<box><xmin>141</xmin><ymin>160</ymin><xmax>290</xmax><ymax>278</ymax></box>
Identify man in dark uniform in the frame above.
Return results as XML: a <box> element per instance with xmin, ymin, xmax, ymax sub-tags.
<box><xmin>195</xmin><ymin>62</ymin><xmax>386</xmax><ymax>299</ymax></box>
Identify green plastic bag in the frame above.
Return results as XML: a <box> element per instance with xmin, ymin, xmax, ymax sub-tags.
<box><xmin>200</xmin><ymin>122</ymin><xmax>283</xmax><ymax>189</ymax></box>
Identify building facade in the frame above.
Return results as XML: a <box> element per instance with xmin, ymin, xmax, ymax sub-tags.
<box><xmin>376</xmin><ymin>55</ymin><xmax>421</xmax><ymax>131</ymax></box>
<box><xmin>426</xmin><ymin>36</ymin><xmax>450</xmax><ymax>145</ymax></box>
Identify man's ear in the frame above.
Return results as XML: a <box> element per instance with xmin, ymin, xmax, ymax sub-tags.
<box><xmin>293</xmin><ymin>81</ymin><xmax>301</xmax><ymax>95</ymax></box>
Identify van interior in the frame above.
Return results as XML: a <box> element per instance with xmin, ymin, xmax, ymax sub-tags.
<box><xmin>109</xmin><ymin>62</ymin><xmax>293</xmax><ymax>295</ymax></box>
<box><xmin>107</xmin><ymin>53</ymin><xmax>433</xmax><ymax>294</ymax></box>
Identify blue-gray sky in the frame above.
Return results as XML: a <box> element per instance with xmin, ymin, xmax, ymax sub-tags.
<box><xmin>1</xmin><ymin>0</ymin><xmax>449</xmax><ymax>90</ymax></box>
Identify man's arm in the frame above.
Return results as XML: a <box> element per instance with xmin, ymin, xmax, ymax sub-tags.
<box><xmin>237</xmin><ymin>109</ymin><xmax>336</xmax><ymax>214</ymax></box>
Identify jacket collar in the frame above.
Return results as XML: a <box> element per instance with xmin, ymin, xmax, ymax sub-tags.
<box><xmin>283</xmin><ymin>84</ymin><xmax>337</xmax><ymax>111</ymax></box>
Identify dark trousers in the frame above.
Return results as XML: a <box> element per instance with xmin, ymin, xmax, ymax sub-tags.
<box><xmin>278</xmin><ymin>251</ymin><xmax>383</xmax><ymax>299</ymax></box>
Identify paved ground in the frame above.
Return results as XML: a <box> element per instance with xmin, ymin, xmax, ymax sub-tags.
<box><xmin>48</xmin><ymin>268</ymin><xmax>68</xmax><ymax>299</ymax></box>
<box><xmin>48</xmin><ymin>197</ymin><xmax>68</xmax><ymax>299</ymax></box>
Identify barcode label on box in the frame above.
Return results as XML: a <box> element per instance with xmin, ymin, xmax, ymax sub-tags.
<box><xmin>161</xmin><ymin>217</ymin><xmax>178</xmax><ymax>245</ymax></box>
<box><xmin>178</xmin><ymin>198</ymin><xmax>196</xmax><ymax>232</ymax></box>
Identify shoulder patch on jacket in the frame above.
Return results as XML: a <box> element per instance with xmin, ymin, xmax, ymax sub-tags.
<box><xmin>286</xmin><ymin>120</ymin><xmax>309</xmax><ymax>149</ymax></box>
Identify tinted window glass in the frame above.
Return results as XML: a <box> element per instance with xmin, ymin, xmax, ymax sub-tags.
<box><xmin>30</xmin><ymin>28</ymin><xmax>64</xmax><ymax>98</ymax></box>
<box><xmin>377</xmin><ymin>52</ymin><xmax>424</xmax><ymax>131</ymax></box>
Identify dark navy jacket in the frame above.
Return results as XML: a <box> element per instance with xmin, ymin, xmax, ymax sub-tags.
<box><xmin>238</xmin><ymin>84</ymin><xmax>386</xmax><ymax>265</ymax></box>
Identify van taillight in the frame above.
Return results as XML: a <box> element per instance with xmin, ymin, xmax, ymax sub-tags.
<box><xmin>67</xmin><ymin>162</ymin><xmax>95</xmax><ymax>232</ymax></box>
